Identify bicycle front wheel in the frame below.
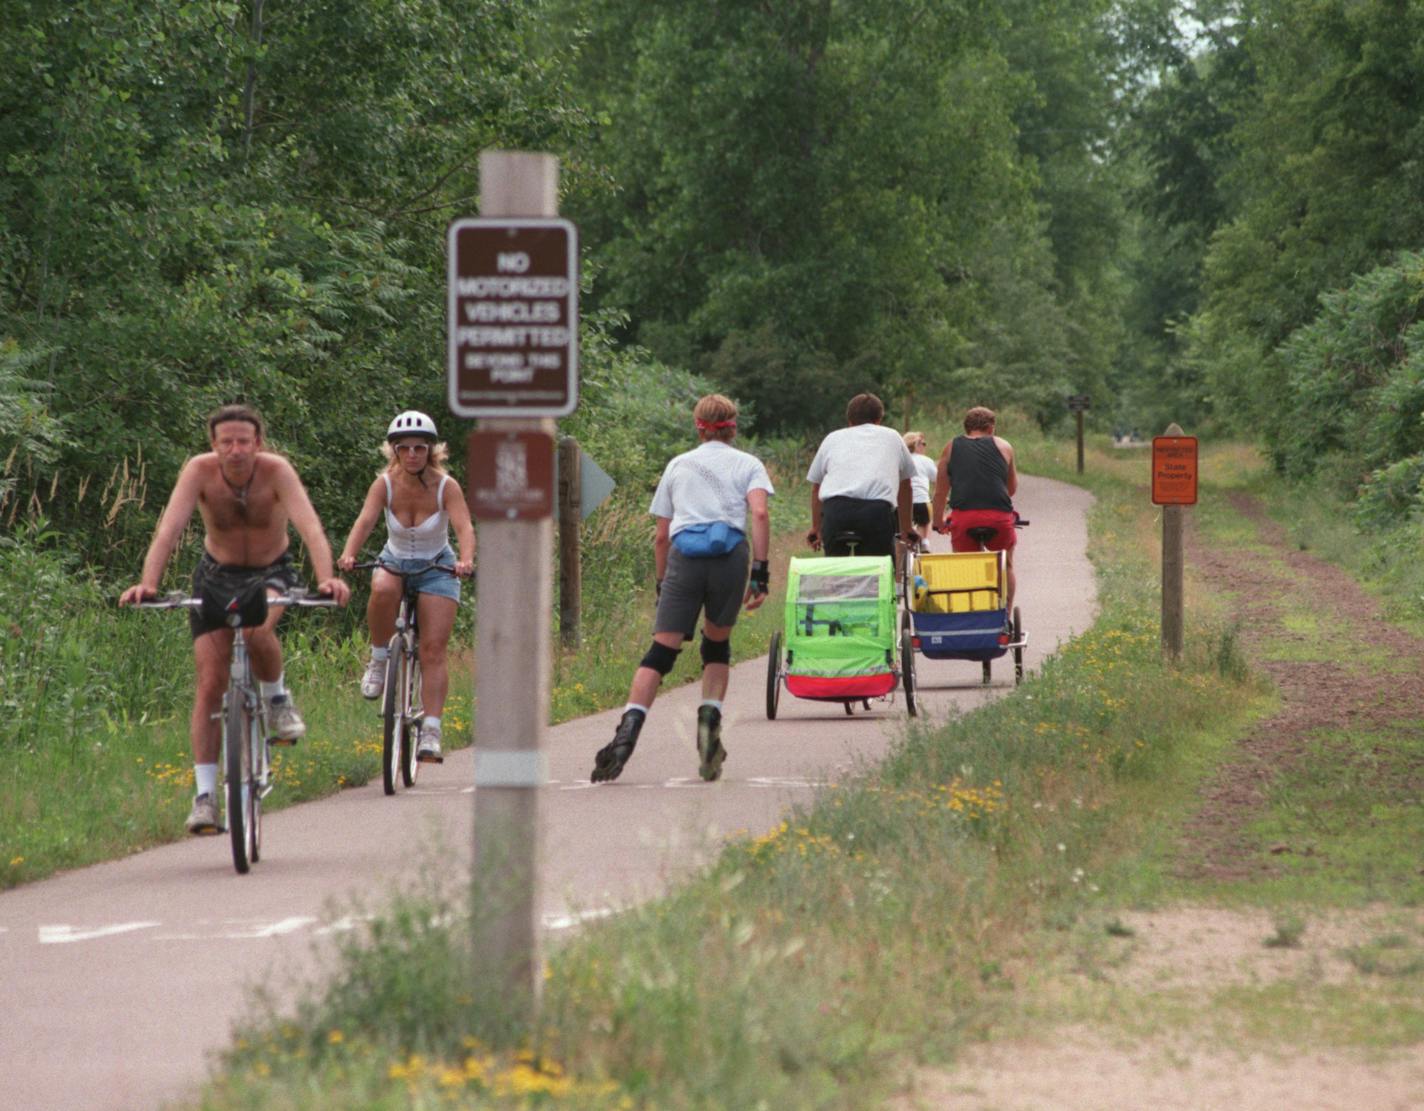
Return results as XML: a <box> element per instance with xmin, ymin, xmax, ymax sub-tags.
<box><xmin>402</xmin><ymin>654</ymin><xmax>422</xmax><ymax>788</ymax></box>
<box><xmin>226</xmin><ymin>697</ymin><xmax>252</xmax><ymax>875</ymax></box>
<box><xmin>248</xmin><ymin>710</ymin><xmax>264</xmax><ymax>864</ymax></box>
<box><xmin>381</xmin><ymin>634</ymin><xmax>405</xmax><ymax>796</ymax></box>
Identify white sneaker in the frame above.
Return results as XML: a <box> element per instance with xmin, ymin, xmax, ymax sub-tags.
<box><xmin>267</xmin><ymin>695</ymin><xmax>306</xmax><ymax>743</ymax></box>
<box><xmin>416</xmin><ymin>723</ymin><xmax>444</xmax><ymax>764</ymax></box>
<box><xmin>360</xmin><ymin>657</ymin><xmax>385</xmax><ymax>700</ymax></box>
<box><xmin>186</xmin><ymin>793</ymin><xmax>220</xmax><ymax>835</ymax></box>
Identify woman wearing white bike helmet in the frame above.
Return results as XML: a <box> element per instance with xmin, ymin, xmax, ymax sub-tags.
<box><xmin>337</xmin><ymin>411</ymin><xmax>476</xmax><ymax>762</ymax></box>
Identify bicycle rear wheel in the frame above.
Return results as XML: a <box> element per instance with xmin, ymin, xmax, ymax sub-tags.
<box><xmin>226</xmin><ymin>697</ymin><xmax>253</xmax><ymax>874</ymax></box>
<box><xmin>381</xmin><ymin>633</ymin><xmax>405</xmax><ymax>795</ymax></box>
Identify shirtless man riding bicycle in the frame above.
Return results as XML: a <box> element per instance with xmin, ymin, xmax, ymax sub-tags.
<box><xmin>118</xmin><ymin>404</ymin><xmax>350</xmax><ymax>834</ymax></box>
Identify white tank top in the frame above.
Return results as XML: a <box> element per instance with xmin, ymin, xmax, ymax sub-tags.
<box><xmin>383</xmin><ymin>473</ymin><xmax>451</xmax><ymax>559</ymax></box>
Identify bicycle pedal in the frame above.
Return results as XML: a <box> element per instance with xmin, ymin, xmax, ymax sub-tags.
<box><xmin>268</xmin><ymin>736</ymin><xmax>298</xmax><ymax>747</ymax></box>
<box><xmin>416</xmin><ymin>752</ymin><xmax>444</xmax><ymax>764</ymax></box>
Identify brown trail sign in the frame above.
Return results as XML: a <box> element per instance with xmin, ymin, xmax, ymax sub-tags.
<box><xmin>447</xmin><ymin>217</ymin><xmax>578</xmax><ymax>418</ymax></box>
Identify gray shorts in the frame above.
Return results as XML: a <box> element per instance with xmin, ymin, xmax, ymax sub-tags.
<box><xmin>655</xmin><ymin>543</ymin><xmax>749</xmax><ymax>638</ymax></box>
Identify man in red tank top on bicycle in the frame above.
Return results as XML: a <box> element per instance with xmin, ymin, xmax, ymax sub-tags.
<box><xmin>930</xmin><ymin>406</ymin><xmax>1020</xmax><ymax>609</ymax></box>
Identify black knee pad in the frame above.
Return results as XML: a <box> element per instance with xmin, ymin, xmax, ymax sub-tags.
<box><xmin>700</xmin><ymin>634</ymin><xmax>732</xmax><ymax>667</ymax></box>
<box><xmin>640</xmin><ymin>640</ymin><xmax>681</xmax><ymax>676</ymax></box>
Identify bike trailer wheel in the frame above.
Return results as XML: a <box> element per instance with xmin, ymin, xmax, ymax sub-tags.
<box><xmin>901</xmin><ymin>628</ymin><xmax>917</xmax><ymax>717</ymax></box>
<box><xmin>765</xmin><ymin>631</ymin><xmax>782</xmax><ymax>720</ymax></box>
<box><xmin>1012</xmin><ymin>605</ymin><xmax>1024</xmax><ymax>684</ymax></box>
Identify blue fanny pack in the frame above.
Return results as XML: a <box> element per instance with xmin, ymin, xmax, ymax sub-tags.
<box><xmin>672</xmin><ymin>522</ymin><xmax>745</xmax><ymax>558</ymax></box>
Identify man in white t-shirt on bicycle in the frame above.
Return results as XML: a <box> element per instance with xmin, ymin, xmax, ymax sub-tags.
<box><xmin>805</xmin><ymin>392</ymin><xmax>916</xmax><ymax>557</ymax></box>
<box><xmin>591</xmin><ymin>394</ymin><xmax>773</xmax><ymax>784</ymax></box>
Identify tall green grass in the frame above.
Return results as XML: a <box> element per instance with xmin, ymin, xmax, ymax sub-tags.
<box><xmin>196</xmin><ymin>429</ymin><xmax>1267</xmax><ymax>1109</ymax></box>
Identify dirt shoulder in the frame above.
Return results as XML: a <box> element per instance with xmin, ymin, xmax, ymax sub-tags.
<box><xmin>895</xmin><ymin>492</ymin><xmax>1424</xmax><ymax>1111</ymax></box>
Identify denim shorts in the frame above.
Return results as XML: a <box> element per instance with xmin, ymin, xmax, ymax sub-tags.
<box><xmin>379</xmin><ymin>545</ymin><xmax>461</xmax><ymax>602</ymax></box>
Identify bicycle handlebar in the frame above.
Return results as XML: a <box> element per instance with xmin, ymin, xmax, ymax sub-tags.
<box><xmin>349</xmin><ymin>559</ymin><xmax>468</xmax><ymax>578</ymax></box>
<box><xmin>132</xmin><ymin>589</ymin><xmax>338</xmax><ymax>610</ymax></box>
<box><xmin>933</xmin><ymin>514</ymin><xmax>1030</xmax><ymax>535</ymax></box>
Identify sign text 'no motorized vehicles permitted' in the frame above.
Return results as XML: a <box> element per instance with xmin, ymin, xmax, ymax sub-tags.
<box><xmin>447</xmin><ymin>218</ymin><xmax>579</xmax><ymax>417</ymax></box>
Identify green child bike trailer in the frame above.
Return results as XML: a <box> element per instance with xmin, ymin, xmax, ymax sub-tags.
<box><xmin>766</xmin><ymin>554</ymin><xmax>914</xmax><ymax>717</ymax></box>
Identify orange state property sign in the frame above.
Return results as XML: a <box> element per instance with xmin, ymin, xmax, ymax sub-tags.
<box><xmin>1152</xmin><ymin>436</ymin><xmax>1198</xmax><ymax>505</ymax></box>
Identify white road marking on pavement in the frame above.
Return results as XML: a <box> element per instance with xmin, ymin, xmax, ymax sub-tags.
<box><xmin>747</xmin><ymin>777</ymin><xmax>826</xmax><ymax>789</ymax></box>
<box><xmin>38</xmin><ymin>922</ymin><xmax>160</xmax><ymax>944</ymax></box>
<box><xmin>314</xmin><ymin>915</ymin><xmax>373</xmax><ymax>935</ymax></box>
<box><xmin>543</xmin><ymin>908</ymin><xmax>615</xmax><ymax>931</ymax></box>
<box><xmin>205</xmin><ymin>916</ymin><xmax>317</xmax><ymax>939</ymax></box>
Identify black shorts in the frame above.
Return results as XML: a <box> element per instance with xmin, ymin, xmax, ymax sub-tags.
<box><xmin>912</xmin><ymin>502</ymin><xmax>930</xmax><ymax>527</ymax></box>
<box><xmin>821</xmin><ymin>496</ymin><xmax>897</xmax><ymax>556</ymax></box>
<box><xmin>654</xmin><ymin>543</ymin><xmax>750</xmax><ymax>638</ymax></box>
<box><xmin>189</xmin><ymin>551</ymin><xmax>300</xmax><ymax>638</ymax></box>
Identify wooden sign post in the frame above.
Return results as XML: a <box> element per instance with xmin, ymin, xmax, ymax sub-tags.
<box><xmin>1152</xmin><ymin>424</ymin><xmax>1198</xmax><ymax>660</ymax></box>
<box><xmin>1067</xmin><ymin>394</ymin><xmax>1090</xmax><ymax>474</ymax></box>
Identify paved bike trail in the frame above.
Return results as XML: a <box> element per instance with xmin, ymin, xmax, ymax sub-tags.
<box><xmin>0</xmin><ymin>474</ymin><xmax>1094</xmax><ymax>1111</ymax></box>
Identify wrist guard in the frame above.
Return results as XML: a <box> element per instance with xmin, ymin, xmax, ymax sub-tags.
<box><xmin>749</xmin><ymin>559</ymin><xmax>770</xmax><ymax>595</ymax></box>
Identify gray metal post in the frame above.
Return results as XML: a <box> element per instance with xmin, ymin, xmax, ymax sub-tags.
<box><xmin>469</xmin><ymin>150</ymin><xmax>557</xmax><ymax>1035</ymax></box>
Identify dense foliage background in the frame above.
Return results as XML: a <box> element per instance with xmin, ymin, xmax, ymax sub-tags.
<box><xmin>4</xmin><ymin>0</ymin><xmax>1424</xmax><ymax>574</ymax></box>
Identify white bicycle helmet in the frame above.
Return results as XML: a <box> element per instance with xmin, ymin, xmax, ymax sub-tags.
<box><xmin>386</xmin><ymin>410</ymin><xmax>438</xmax><ymax>442</ymax></box>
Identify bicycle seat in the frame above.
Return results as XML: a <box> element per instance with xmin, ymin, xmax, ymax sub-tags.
<box><xmin>966</xmin><ymin>526</ymin><xmax>998</xmax><ymax>546</ymax></box>
<box><xmin>830</xmin><ymin>530</ymin><xmax>864</xmax><ymax>553</ymax></box>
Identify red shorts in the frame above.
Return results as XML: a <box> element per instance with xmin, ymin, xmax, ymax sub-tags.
<box><xmin>949</xmin><ymin>509</ymin><xmax>1017</xmax><ymax>552</ymax></box>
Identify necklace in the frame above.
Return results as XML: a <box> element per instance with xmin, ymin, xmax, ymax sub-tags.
<box><xmin>222</xmin><ymin>465</ymin><xmax>255</xmax><ymax>507</ymax></box>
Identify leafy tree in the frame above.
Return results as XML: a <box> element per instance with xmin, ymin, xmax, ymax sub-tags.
<box><xmin>557</xmin><ymin>0</ymin><xmax>1084</xmax><ymax>432</ymax></box>
<box><xmin>1196</xmin><ymin>0</ymin><xmax>1424</xmax><ymax>425</ymax></box>
<box><xmin>0</xmin><ymin>0</ymin><xmax>587</xmax><ymax>572</ymax></box>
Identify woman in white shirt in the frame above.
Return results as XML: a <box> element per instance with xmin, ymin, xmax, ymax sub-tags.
<box><xmin>337</xmin><ymin>411</ymin><xmax>476</xmax><ymax>762</ymax></box>
<box><xmin>903</xmin><ymin>430</ymin><xmax>939</xmax><ymax>542</ymax></box>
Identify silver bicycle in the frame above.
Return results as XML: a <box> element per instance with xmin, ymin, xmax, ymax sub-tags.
<box><xmin>136</xmin><ymin>588</ymin><xmax>335</xmax><ymax>873</ymax></box>
<box><xmin>353</xmin><ymin>560</ymin><xmax>461</xmax><ymax>795</ymax></box>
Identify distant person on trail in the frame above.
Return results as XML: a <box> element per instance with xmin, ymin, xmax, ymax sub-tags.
<box><xmin>118</xmin><ymin>403</ymin><xmax>351</xmax><ymax>835</ymax></box>
<box><xmin>591</xmin><ymin>394</ymin><xmax>772</xmax><ymax>785</ymax></box>
<box><xmin>805</xmin><ymin>392</ymin><xmax>916</xmax><ymax>557</ymax></box>
<box><xmin>931</xmin><ymin>405</ymin><xmax>1019</xmax><ymax>608</ymax></box>
<box><xmin>903</xmin><ymin>430</ymin><xmax>938</xmax><ymax>544</ymax></box>
<box><xmin>336</xmin><ymin>411</ymin><xmax>476</xmax><ymax>765</ymax></box>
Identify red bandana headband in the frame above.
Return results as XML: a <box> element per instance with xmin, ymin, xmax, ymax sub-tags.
<box><xmin>696</xmin><ymin>418</ymin><xmax>737</xmax><ymax>431</ymax></box>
